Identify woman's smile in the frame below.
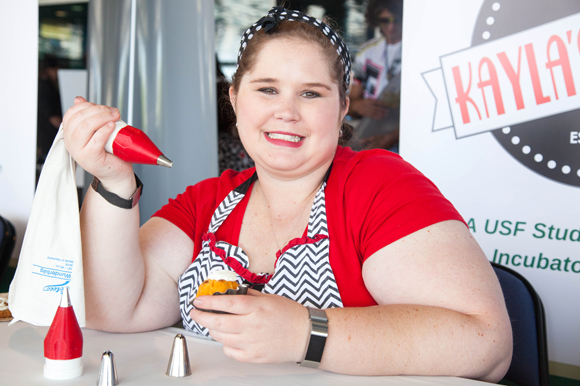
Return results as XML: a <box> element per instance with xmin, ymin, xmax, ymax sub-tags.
<box><xmin>265</xmin><ymin>131</ymin><xmax>305</xmax><ymax>147</ymax></box>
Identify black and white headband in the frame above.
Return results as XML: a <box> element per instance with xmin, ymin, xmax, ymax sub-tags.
<box><xmin>236</xmin><ymin>6</ymin><xmax>351</xmax><ymax>91</ymax></box>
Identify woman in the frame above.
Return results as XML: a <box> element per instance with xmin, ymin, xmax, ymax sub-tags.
<box><xmin>63</xmin><ymin>7</ymin><xmax>511</xmax><ymax>381</ymax></box>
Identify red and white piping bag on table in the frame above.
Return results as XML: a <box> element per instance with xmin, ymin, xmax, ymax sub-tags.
<box><xmin>44</xmin><ymin>287</ymin><xmax>84</xmax><ymax>380</ymax></box>
<box><xmin>9</xmin><ymin>120</ymin><xmax>171</xmax><ymax>327</ymax></box>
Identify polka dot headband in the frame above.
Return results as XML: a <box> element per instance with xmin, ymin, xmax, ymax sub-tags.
<box><xmin>237</xmin><ymin>6</ymin><xmax>352</xmax><ymax>91</ymax></box>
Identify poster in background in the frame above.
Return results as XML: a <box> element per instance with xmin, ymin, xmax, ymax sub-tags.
<box><xmin>401</xmin><ymin>0</ymin><xmax>580</xmax><ymax>378</ymax></box>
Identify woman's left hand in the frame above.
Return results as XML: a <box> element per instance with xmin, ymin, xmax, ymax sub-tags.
<box><xmin>191</xmin><ymin>290</ymin><xmax>310</xmax><ymax>364</ymax></box>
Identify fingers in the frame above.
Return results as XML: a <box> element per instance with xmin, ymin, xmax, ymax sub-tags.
<box><xmin>81</xmin><ymin>121</ymin><xmax>116</xmax><ymax>154</ymax></box>
<box><xmin>193</xmin><ymin>293</ymin><xmax>256</xmax><ymax>315</ymax></box>
<box><xmin>222</xmin><ymin>347</ymin><xmax>251</xmax><ymax>363</ymax></box>
<box><xmin>191</xmin><ymin>309</ymin><xmax>245</xmax><ymax>334</ymax></box>
<box><xmin>66</xmin><ymin>105</ymin><xmax>119</xmax><ymax>147</ymax></box>
<box><xmin>222</xmin><ymin>346</ymin><xmax>269</xmax><ymax>364</ymax></box>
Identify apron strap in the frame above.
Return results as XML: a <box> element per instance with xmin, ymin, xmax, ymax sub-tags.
<box><xmin>203</xmin><ymin>232</ymin><xmax>272</xmax><ymax>284</ymax></box>
<box><xmin>234</xmin><ymin>171</ymin><xmax>258</xmax><ymax>195</ymax></box>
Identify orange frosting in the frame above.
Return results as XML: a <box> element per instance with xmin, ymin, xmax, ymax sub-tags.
<box><xmin>197</xmin><ymin>279</ymin><xmax>239</xmax><ymax>297</ymax></box>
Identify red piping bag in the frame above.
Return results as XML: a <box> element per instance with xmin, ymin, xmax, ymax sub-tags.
<box><xmin>105</xmin><ymin>120</ymin><xmax>173</xmax><ymax>167</ymax></box>
<box><xmin>44</xmin><ymin>287</ymin><xmax>83</xmax><ymax>379</ymax></box>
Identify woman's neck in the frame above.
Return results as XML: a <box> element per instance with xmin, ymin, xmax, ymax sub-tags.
<box><xmin>253</xmin><ymin>161</ymin><xmax>330</xmax><ymax>210</ymax></box>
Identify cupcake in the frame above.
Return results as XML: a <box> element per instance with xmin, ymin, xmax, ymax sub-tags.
<box><xmin>192</xmin><ymin>270</ymin><xmax>248</xmax><ymax>314</ymax></box>
<box><xmin>196</xmin><ymin>270</ymin><xmax>241</xmax><ymax>297</ymax></box>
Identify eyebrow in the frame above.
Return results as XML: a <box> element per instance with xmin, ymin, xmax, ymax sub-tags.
<box><xmin>250</xmin><ymin>78</ymin><xmax>332</xmax><ymax>90</ymax></box>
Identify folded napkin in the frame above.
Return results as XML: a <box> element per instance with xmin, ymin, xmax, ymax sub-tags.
<box><xmin>8</xmin><ymin>125</ymin><xmax>85</xmax><ymax>326</ymax></box>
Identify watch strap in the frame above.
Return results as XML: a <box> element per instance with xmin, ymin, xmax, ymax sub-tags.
<box><xmin>299</xmin><ymin>307</ymin><xmax>328</xmax><ymax>368</ymax></box>
<box><xmin>91</xmin><ymin>174</ymin><xmax>143</xmax><ymax>209</ymax></box>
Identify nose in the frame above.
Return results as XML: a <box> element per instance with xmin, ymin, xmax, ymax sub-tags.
<box><xmin>273</xmin><ymin>94</ymin><xmax>300</xmax><ymax>123</ymax></box>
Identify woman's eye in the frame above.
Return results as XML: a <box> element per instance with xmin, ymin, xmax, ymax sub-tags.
<box><xmin>302</xmin><ymin>91</ymin><xmax>320</xmax><ymax>98</ymax></box>
<box><xmin>258</xmin><ymin>88</ymin><xmax>276</xmax><ymax>94</ymax></box>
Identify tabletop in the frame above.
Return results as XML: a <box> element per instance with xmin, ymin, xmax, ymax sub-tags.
<box><xmin>0</xmin><ymin>321</ymin><xmax>489</xmax><ymax>385</ymax></box>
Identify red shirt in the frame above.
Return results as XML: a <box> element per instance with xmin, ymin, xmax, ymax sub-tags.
<box><xmin>153</xmin><ymin>146</ymin><xmax>464</xmax><ymax>307</ymax></box>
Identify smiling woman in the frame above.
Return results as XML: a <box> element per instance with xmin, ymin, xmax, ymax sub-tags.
<box><xmin>62</xmin><ymin>6</ymin><xmax>512</xmax><ymax>382</ymax></box>
<box><xmin>232</xmin><ymin>37</ymin><xmax>345</xmax><ymax>179</ymax></box>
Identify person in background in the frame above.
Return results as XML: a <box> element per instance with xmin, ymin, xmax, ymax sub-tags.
<box><xmin>62</xmin><ymin>6</ymin><xmax>511</xmax><ymax>380</ymax></box>
<box><xmin>216</xmin><ymin>56</ymin><xmax>254</xmax><ymax>174</ymax></box>
<box><xmin>37</xmin><ymin>54</ymin><xmax>63</xmax><ymax>165</ymax></box>
<box><xmin>348</xmin><ymin>0</ymin><xmax>403</xmax><ymax>152</ymax></box>
<box><xmin>276</xmin><ymin>0</ymin><xmax>349</xmax><ymax>34</ymax></box>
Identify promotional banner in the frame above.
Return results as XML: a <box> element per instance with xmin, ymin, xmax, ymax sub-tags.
<box><xmin>401</xmin><ymin>0</ymin><xmax>580</xmax><ymax>378</ymax></box>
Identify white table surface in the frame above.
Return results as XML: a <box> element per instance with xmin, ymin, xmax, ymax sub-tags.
<box><xmin>0</xmin><ymin>321</ymin><xmax>489</xmax><ymax>385</ymax></box>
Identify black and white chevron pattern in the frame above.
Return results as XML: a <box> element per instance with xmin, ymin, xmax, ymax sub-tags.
<box><xmin>264</xmin><ymin>182</ymin><xmax>343</xmax><ymax>309</ymax></box>
<box><xmin>178</xmin><ymin>189</ymin><xmax>248</xmax><ymax>335</ymax></box>
<box><xmin>307</xmin><ymin>182</ymin><xmax>329</xmax><ymax>238</ymax></box>
<box><xmin>178</xmin><ymin>178</ymin><xmax>343</xmax><ymax>337</ymax></box>
<box><xmin>208</xmin><ymin>190</ymin><xmax>245</xmax><ymax>233</ymax></box>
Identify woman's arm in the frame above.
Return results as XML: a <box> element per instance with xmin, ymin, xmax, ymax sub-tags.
<box><xmin>321</xmin><ymin>220</ymin><xmax>512</xmax><ymax>381</ymax></box>
<box><xmin>192</xmin><ymin>220</ymin><xmax>512</xmax><ymax>381</ymax></box>
<box><xmin>63</xmin><ymin>97</ymin><xmax>193</xmax><ymax>332</ymax></box>
<box><xmin>81</xmin><ymin>211</ymin><xmax>193</xmax><ymax>332</ymax></box>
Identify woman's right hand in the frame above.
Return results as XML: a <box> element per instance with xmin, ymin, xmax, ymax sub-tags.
<box><xmin>62</xmin><ymin>97</ymin><xmax>135</xmax><ymax>190</ymax></box>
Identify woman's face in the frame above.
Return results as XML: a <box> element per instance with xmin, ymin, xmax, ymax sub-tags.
<box><xmin>231</xmin><ymin>37</ymin><xmax>348</xmax><ymax>179</ymax></box>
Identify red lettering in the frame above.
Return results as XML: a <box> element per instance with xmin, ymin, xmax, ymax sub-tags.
<box><xmin>477</xmin><ymin>57</ymin><xmax>505</xmax><ymax>117</ymax></box>
<box><xmin>452</xmin><ymin>63</ymin><xmax>482</xmax><ymax>124</ymax></box>
<box><xmin>546</xmin><ymin>35</ymin><xmax>576</xmax><ymax>99</ymax></box>
<box><xmin>497</xmin><ymin>48</ymin><xmax>525</xmax><ymax>110</ymax></box>
<box><xmin>525</xmin><ymin>43</ymin><xmax>551</xmax><ymax>105</ymax></box>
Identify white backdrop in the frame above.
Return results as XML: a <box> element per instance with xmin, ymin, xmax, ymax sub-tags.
<box><xmin>0</xmin><ymin>1</ymin><xmax>38</xmax><ymax>263</ymax></box>
<box><xmin>401</xmin><ymin>0</ymin><xmax>580</xmax><ymax>374</ymax></box>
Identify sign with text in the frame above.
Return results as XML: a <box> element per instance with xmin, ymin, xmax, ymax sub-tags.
<box><xmin>402</xmin><ymin>0</ymin><xmax>580</xmax><ymax>377</ymax></box>
<box><xmin>429</xmin><ymin>13</ymin><xmax>580</xmax><ymax>138</ymax></box>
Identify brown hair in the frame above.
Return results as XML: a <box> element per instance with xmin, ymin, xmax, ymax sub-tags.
<box><xmin>230</xmin><ymin>20</ymin><xmax>353</xmax><ymax>143</ymax></box>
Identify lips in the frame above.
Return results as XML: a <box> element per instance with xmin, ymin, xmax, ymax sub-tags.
<box><xmin>264</xmin><ymin>132</ymin><xmax>305</xmax><ymax>148</ymax></box>
<box><xmin>266</xmin><ymin>132</ymin><xmax>304</xmax><ymax>143</ymax></box>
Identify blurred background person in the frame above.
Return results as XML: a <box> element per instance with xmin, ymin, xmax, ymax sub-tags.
<box><xmin>276</xmin><ymin>0</ymin><xmax>350</xmax><ymax>33</ymax></box>
<box><xmin>36</xmin><ymin>54</ymin><xmax>62</xmax><ymax>168</ymax></box>
<box><xmin>347</xmin><ymin>0</ymin><xmax>403</xmax><ymax>153</ymax></box>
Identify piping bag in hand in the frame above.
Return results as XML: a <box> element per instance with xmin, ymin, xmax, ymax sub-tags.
<box><xmin>8</xmin><ymin>120</ymin><xmax>171</xmax><ymax>328</ymax></box>
<box><xmin>106</xmin><ymin>120</ymin><xmax>173</xmax><ymax>167</ymax></box>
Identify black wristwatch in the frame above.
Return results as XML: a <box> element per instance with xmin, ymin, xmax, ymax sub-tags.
<box><xmin>91</xmin><ymin>174</ymin><xmax>143</xmax><ymax>209</ymax></box>
<box><xmin>299</xmin><ymin>307</ymin><xmax>329</xmax><ymax>368</ymax></box>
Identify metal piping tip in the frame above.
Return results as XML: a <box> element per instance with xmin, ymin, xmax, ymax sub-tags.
<box><xmin>157</xmin><ymin>155</ymin><xmax>173</xmax><ymax>168</ymax></box>
<box><xmin>60</xmin><ymin>286</ymin><xmax>71</xmax><ymax>308</ymax></box>
<box><xmin>97</xmin><ymin>351</ymin><xmax>119</xmax><ymax>386</ymax></box>
<box><xmin>166</xmin><ymin>334</ymin><xmax>192</xmax><ymax>377</ymax></box>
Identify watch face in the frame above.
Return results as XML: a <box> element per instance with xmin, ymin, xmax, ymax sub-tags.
<box><xmin>472</xmin><ymin>0</ymin><xmax>580</xmax><ymax>187</ymax></box>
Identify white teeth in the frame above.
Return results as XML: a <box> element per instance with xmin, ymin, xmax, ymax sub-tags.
<box><xmin>267</xmin><ymin>133</ymin><xmax>302</xmax><ymax>142</ymax></box>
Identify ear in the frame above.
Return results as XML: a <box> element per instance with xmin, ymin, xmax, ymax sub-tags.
<box><xmin>229</xmin><ymin>86</ymin><xmax>237</xmax><ymax>115</ymax></box>
<box><xmin>341</xmin><ymin>96</ymin><xmax>350</xmax><ymax>121</ymax></box>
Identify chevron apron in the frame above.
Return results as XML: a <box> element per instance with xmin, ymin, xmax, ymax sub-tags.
<box><xmin>177</xmin><ymin>171</ymin><xmax>343</xmax><ymax>336</ymax></box>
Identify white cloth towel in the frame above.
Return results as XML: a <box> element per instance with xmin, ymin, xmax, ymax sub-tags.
<box><xmin>8</xmin><ymin>125</ymin><xmax>85</xmax><ymax>326</ymax></box>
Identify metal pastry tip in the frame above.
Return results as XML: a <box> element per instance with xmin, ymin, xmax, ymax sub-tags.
<box><xmin>97</xmin><ymin>351</ymin><xmax>119</xmax><ymax>386</ymax></box>
<box><xmin>59</xmin><ymin>286</ymin><xmax>71</xmax><ymax>308</ymax></box>
<box><xmin>166</xmin><ymin>334</ymin><xmax>192</xmax><ymax>377</ymax></box>
<box><xmin>157</xmin><ymin>154</ymin><xmax>173</xmax><ymax>168</ymax></box>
